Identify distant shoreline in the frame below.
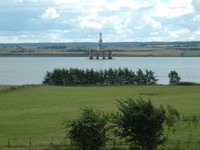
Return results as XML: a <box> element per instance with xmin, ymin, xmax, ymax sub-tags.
<box><xmin>1</xmin><ymin>41</ymin><xmax>200</xmax><ymax>57</ymax></box>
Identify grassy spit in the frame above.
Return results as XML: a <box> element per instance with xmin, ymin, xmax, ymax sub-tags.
<box><xmin>0</xmin><ymin>85</ymin><xmax>200</xmax><ymax>149</ymax></box>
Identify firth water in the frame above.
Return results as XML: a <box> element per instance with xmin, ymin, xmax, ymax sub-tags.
<box><xmin>0</xmin><ymin>57</ymin><xmax>200</xmax><ymax>85</ymax></box>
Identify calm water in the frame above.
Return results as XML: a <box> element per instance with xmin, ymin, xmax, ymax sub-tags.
<box><xmin>0</xmin><ymin>57</ymin><xmax>200</xmax><ymax>85</ymax></box>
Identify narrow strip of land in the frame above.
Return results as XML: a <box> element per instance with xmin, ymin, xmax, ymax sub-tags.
<box><xmin>1</xmin><ymin>41</ymin><xmax>200</xmax><ymax>57</ymax></box>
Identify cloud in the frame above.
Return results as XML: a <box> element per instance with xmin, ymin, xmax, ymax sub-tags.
<box><xmin>0</xmin><ymin>0</ymin><xmax>199</xmax><ymax>43</ymax></box>
<box><xmin>15</xmin><ymin>0</ymin><xmax>50</xmax><ymax>2</ymax></box>
<box><xmin>80</xmin><ymin>21</ymin><xmax>102</xmax><ymax>29</ymax></box>
<box><xmin>0</xmin><ymin>34</ymin><xmax>38</xmax><ymax>43</ymax></box>
<box><xmin>169</xmin><ymin>29</ymin><xmax>191</xmax><ymax>38</ymax></box>
<box><xmin>104</xmin><ymin>0</ymin><xmax>150</xmax><ymax>10</ymax></box>
<box><xmin>53</xmin><ymin>0</ymin><xmax>80</xmax><ymax>4</ymax></box>
<box><xmin>144</xmin><ymin>16</ymin><xmax>162</xmax><ymax>29</ymax></box>
<box><xmin>192</xmin><ymin>0</ymin><xmax>200</xmax><ymax>14</ymax></box>
<box><xmin>193</xmin><ymin>15</ymin><xmax>200</xmax><ymax>21</ymax></box>
<box><xmin>41</xmin><ymin>7</ymin><xmax>60</xmax><ymax>19</ymax></box>
<box><xmin>15</xmin><ymin>0</ymin><xmax>23</xmax><ymax>2</ymax></box>
<box><xmin>152</xmin><ymin>0</ymin><xmax>194</xmax><ymax>18</ymax></box>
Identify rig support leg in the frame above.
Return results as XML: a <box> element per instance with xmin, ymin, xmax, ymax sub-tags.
<box><xmin>89</xmin><ymin>50</ymin><xmax>93</xmax><ymax>59</ymax></box>
<box><xmin>96</xmin><ymin>51</ymin><xmax>99</xmax><ymax>59</ymax></box>
<box><xmin>108</xmin><ymin>50</ymin><xmax>112</xmax><ymax>59</ymax></box>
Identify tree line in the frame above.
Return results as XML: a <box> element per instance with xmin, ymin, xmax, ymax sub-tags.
<box><xmin>43</xmin><ymin>68</ymin><xmax>158</xmax><ymax>85</ymax></box>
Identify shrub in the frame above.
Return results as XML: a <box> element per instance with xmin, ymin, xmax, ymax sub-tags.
<box><xmin>63</xmin><ymin>107</ymin><xmax>109</xmax><ymax>150</ymax></box>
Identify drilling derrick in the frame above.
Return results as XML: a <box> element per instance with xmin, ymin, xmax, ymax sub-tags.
<box><xmin>89</xmin><ymin>33</ymin><xmax>112</xmax><ymax>59</ymax></box>
<box><xmin>99</xmin><ymin>33</ymin><xmax>105</xmax><ymax>59</ymax></box>
<box><xmin>99</xmin><ymin>32</ymin><xmax>103</xmax><ymax>50</ymax></box>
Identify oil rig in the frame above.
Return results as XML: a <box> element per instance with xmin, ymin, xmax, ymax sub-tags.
<box><xmin>89</xmin><ymin>33</ymin><xmax>112</xmax><ymax>59</ymax></box>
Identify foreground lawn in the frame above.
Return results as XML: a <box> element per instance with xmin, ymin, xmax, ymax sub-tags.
<box><xmin>0</xmin><ymin>85</ymin><xmax>200</xmax><ymax>149</ymax></box>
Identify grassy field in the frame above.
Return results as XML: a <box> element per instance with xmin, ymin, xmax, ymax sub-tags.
<box><xmin>1</xmin><ymin>85</ymin><xmax>200</xmax><ymax>149</ymax></box>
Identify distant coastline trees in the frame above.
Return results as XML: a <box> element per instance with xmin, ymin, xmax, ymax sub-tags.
<box><xmin>168</xmin><ymin>70</ymin><xmax>181</xmax><ymax>84</ymax></box>
<box><xmin>43</xmin><ymin>68</ymin><xmax>158</xmax><ymax>86</ymax></box>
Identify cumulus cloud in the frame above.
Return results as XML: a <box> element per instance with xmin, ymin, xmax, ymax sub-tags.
<box><xmin>80</xmin><ymin>21</ymin><xmax>102</xmax><ymax>29</ymax></box>
<box><xmin>15</xmin><ymin>0</ymin><xmax>23</xmax><ymax>2</ymax></box>
<box><xmin>53</xmin><ymin>0</ymin><xmax>80</xmax><ymax>4</ymax></box>
<box><xmin>170</xmin><ymin>29</ymin><xmax>191</xmax><ymax>38</ymax></box>
<box><xmin>192</xmin><ymin>0</ymin><xmax>200</xmax><ymax>14</ymax></box>
<box><xmin>144</xmin><ymin>16</ymin><xmax>162</xmax><ymax>29</ymax></box>
<box><xmin>152</xmin><ymin>0</ymin><xmax>194</xmax><ymax>18</ymax></box>
<box><xmin>15</xmin><ymin>0</ymin><xmax>50</xmax><ymax>3</ymax></box>
<box><xmin>0</xmin><ymin>0</ymin><xmax>200</xmax><ymax>42</ymax></box>
<box><xmin>193</xmin><ymin>15</ymin><xmax>200</xmax><ymax>21</ymax></box>
<box><xmin>41</xmin><ymin>7</ymin><xmax>60</xmax><ymax>19</ymax></box>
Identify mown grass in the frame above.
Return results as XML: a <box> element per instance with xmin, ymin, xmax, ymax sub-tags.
<box><xmin>0</xmin><ymin>85</ymin><xmax>200</xmax><ymax>149</ymax></box>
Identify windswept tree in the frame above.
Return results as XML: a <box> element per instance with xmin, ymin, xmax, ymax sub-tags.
<box><xmin>63</xmin><ymin>107</ymin><xmax>109</xmax><ymax>150</ymax></box>
<box><xmin>135</xmin><ymin>69</ymin><xmax>146</xmax><ymax>84</ymax></box>
<box><xmin>168</xmin><ymin>70</ymin><xmax>181</xmax><ymax>84</ymax></box>
<box><xmin>112</xmin><ymin>98</ymin><xmax>166</xmax><ymax>150</ymax></box>
<box><xmin>145</xmin><ymin>70</ymin><xmax>158</xmax><ymax>85</ymax></box>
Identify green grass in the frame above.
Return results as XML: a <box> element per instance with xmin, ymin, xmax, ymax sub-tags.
<box><xmin>0</xmin><ymin>85</ymin><xmax>200</xmax><ymax>149</ymax></box>
<box><xmin>182</xmin><ymin>50</ymin><xmax>200</xmax><ymax>56</ymax></box>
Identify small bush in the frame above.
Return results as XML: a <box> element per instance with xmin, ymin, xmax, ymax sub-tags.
<box><xmin>63</xmin><ymin>107</ymin><xmax>109</xmax><ymax>150</ymax></box>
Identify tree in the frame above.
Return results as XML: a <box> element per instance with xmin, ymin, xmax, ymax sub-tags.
<box><xmin>107</xmin><ymin>68</ymin><xmax>116</xmax><ymax>84</ymax></box>
<box><xmin>112</xmin><ymin>98</ymin><xmax>166</xmax><ymax>150</ymax></box>
<box><xmin>50</xmin><ymin>68</ymin><xmax>64</xmax><ymax>85</ymax></box>
<box><xmin>43</xmin><ymin>71</ymin><xmax>53</xmax><ymax>84</ymax></box>
<box><xmin>135</xmin><ymin>69</ymin><xmax>146</xmax><ymax>84</ymax></box>
<box><xmin>168</xmin><ymin>70</ymin><xmax>181</xmax><ymax>84</ymax></box>
<box><xmin>63</xmin><ymin>107</ymin><xmax>109</xmax><ymax>150</ymax></box>
<box><xmin>145</xmin><ymin>70</ymin><xmax>158</xmax><ymax>85</ymax></box>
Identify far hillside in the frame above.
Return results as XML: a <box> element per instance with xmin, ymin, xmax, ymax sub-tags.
<box><xmin>0</xmin><ymin>41</ymin><xmax>200</xmax><ymax>57</ymax></box>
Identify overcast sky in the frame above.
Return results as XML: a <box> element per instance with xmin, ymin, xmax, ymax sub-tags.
<box><xmin>0</xmin><ymin>0</ymin><xmax>200</xmax><ymax>43</ymax></box>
